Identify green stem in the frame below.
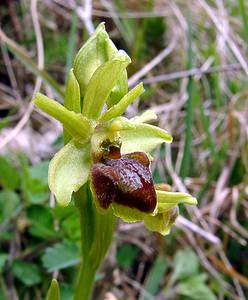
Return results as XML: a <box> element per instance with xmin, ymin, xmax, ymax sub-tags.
<box><xmin>74</xmin><ymin>260</ymin><xmax>97</xmax><ymax>300</ymax></box>
<box><xmin>74</xmin><ymin>184</ymin><xmax>115</xmax><ymax>300</ymax></box>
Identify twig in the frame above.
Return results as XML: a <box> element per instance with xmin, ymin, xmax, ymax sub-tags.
<box><xmin>197</xmin><ymin>0</ymin><xmax>248</xmax><ymax>74</ymax></box>
<box><xmin>128</xmin><ymin>36</ymin><xmax>178</xmax><ymax>87</ymax></box>
<box><xmin>77</xmin><ymin>0</ymin><xmax>95</xmax><ymax>35</ymax></box>
<box><xmin>142</xmin><ymin>63</ymin><xmax>243</xmax><ymax>85</ymax></box>
<box><xmin>176</xmin><ymin>215</ymin><xmax>220</xmax><ymax>245</ymax></box>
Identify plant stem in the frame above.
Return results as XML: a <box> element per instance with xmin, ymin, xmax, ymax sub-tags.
<box><xmin>74</xmin><ymin>259</ymin><xmax>97</xmax><ymax>300</ymax></box>
<box><xmin>74</xmin><ymin>184</ymin><xmax>115</xmax><ymax>300</ymax></box>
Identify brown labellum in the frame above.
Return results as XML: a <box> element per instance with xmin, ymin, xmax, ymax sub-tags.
<box><xmin>91</xmin><ymin>147</ymin><xmax>157</xmax><ymax>213</ymax></box>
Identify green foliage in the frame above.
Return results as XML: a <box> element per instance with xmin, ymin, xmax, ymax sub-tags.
<box><xmin>0</xmin><ymin>191</ymin><xmax>20</xmax><ymax>222</ymax></box>
<box><xmin>27</xmin><ymin>205</ymin><xmax>56</xmax><ymax>239</ymax></box>
<box><xmin>116</xmin><ymin>244</ymin><xmax>140</xmax><ymax>268</ymax></box>
<box><xmin>177</xmin><ymin>274</ymin><xmax>217</xmax><ymax>300</ymax></box>
<box><xmin>12</xmin><ymin>260</ymin><xmax>42</xmax><ymax>286</ymax></box>
<box><xmin>163</xmin><ymin>248</ymin><xmax>217</xmax><ymax>300</ymax></box>
<box><xmin>42</xmin><ymin>241</ymin><xmax>81</xmax><ymax>272</ymax></box>
<box><xmin>171</xmin><ymin>248</ymin><xmax>199</xmax><ymax>282</ymax></box>
<box><xmin>140</xmin><ymin>255</ymin><xmax>167</xmax><ymax>300</ymax></box>
<box><xmin>0</xmin><ymin>156</ymin><xmax>20</xmax><ymax>190</ymax></box>
<box><xmin>0</xmin><ymin>255</ymin><xmax>8</xmax><ymax>272</ymax></box>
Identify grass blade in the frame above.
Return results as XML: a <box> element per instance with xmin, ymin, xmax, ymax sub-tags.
<box><xmin>180</xmin><ymin>15</ymin><xmax>194</xmax><ymax>180</ymax></box>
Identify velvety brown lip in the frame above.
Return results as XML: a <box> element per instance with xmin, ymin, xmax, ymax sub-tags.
<box><xmin>91</xmin><ymin>151</ymin><xmax>157</xmax><ymax>213</ymax></box>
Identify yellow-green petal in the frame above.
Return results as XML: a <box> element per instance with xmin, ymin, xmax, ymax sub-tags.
<box><xmin>144</xmin><ymin>206</ymin><xmax>179</xmax><ymax>235</ymax></box>
<box><xmin>157</xmin><ymin>190</ymin><xmax>197</xmax><ymax>213</ymax></box>
<box><xmin>100</xmin><ymin>83</ymin><xmax>144</xmax><ymax>122</ymax></box>
<box><xmin>82</xmin><ymin>50</ymin><xmax>131</xmax><ymax>120</ymax></box>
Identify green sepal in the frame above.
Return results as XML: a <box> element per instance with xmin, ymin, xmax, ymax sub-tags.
<box><xmin>48</xmin><ymin>140</ymin><xmax>91</xmax><ymax>206</ymax></box>
<box><xmin>45</xmin><ymin>279</ymin><xmax>60</xmax><ymax>300</ymax></box>
<box><xmin>119</xmin><ymin>122</ymin><xmax>173</xmax><ymax>154</ymax></box>
<box><xmin>82</xmin><ymin>50</ymin><xmax>131</xmax><ymax>120</ymax></box>
<box><xmin>33</xmin><ymin>93</ymin><xmax>93</xmax><ymax>143</ymax></box>
<box><xmin>64</xmin><ymin>69</ymin><xmax>81</xmax><ymax>144</ymax></box>
<box><xmin>157</xmin><ymin>190</ymin><xmax>197</xmax><ymax>213</ymax></box>
<box><xmin>91</xmin><ymin>116</ymin><xmax>172</xmax><ymax>156</ymax></box>
<box><xmin>99</xmin><ymin>83</ymin><xmax>144</xmax><ymax>122</ymax></box>
<box><xmin>144</xmin><ymin>206</ymin><xmax>179</xmax><ymax>235</ymax></box>
<box><xmin>73</xmin><ymin>22</ymin><xmax>128</xmax><ymax>104</ymax></box>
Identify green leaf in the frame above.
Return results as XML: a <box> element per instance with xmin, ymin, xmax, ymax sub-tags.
<box><xmin>49</xmin><ymin>140</ymin><xmax>91</xmax><ymax>206</ymax></box>
<box><xmin>60</xmin><ymin>283</ymin><xmax>73</xmax><ymax>300</ymax></box>
<box><xmin>0</xmin><ymin>254</ymin><xmax>8</xmax><ymax>272</ymax></box>
<box><xmin>171</xmin><ymin>248</ymin><xmax>199</xmax><ymax>282</ymax></box>
<box><xmin>33</xmin><ymin>93</ymin><xmax>93</xmax><ymax>143</ymax></box>
<box><xmin>139</xmin><ymin>255</ymin><xmax>167</xmax><ymax>300</ymax></box>
<box><xmin>46</xmin><ymin>279</ymin><xmax>61</xmax><ymax>300</ymax></box>
<box><xmin>12</xmin><ymin>260</ymin><xmax>42</xmax><ymax>286</ymax></box>
<box><xmin>42</xmin><ymin>241</ymin><xmax>81</xmax><ymax>272</ymax></box>
<box><xmin>27</xmin><ymin>205</ymin><xmax>55</xmax><ymax>239</ymax></box>
<box><xmin>73</xmin><ymin>22</ymin><xmax>128</xmax><ymax>103</ymax></box>
<box><xmin>0</xmin><ymin>191</ymin><xmax>20</xmax><ymax>222</ymax></box>
<box><xmin>29</xmin><ymin>161</ymin><xmax>49</xmax><ymax>185</ymax></box>
<box><xmin>100</xmin><ymin>83</ymin><xmax>144</xmax><ymax>122</ymax></box>
<box><xmin>0</xmin><ymin>156</ymin><xmax>20</xmax><ymax>190</ymax></box>
<box><xmin>116</xmin><ymin>244</ymin><xmax>140</xmax><ymax>268</ymax></box>
<box><xmin>64</xmin><ymin>69</ymin><xmax>81</xmax><ymax>144</ymax></box>
<box><xmin>82</xmin><ymin>50</ymin><xmax>131</xmax><ymax>120</ymax></box>
<box><xmin>22</xmin><ymin>161</ymin><xmax>49</xmax><ymax>204</ymax></box>
<box><xmin>157</xmin><ymin>190</ymin><xmax>197</xmax><ymax>213</ymax></box>
<box><xmin>176</xmin><ymin>274</ymin><xmax>217</xmax><ymax>300</ymax></box>
<box><xmin>61</xmin><ymin>212</ymin><xmax>81</xmax><ymax>241</ymax></box>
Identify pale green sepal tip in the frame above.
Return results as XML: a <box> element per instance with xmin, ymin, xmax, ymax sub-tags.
<box><xmin>33</xmin><ymin>93</ymin><xmax>93</xmax><ymax>143</ymax></box>
<box><xmin>156</xmin><ymin>190</ymin><xmax>198</xmax><ymax>206</ymax></box>
<box><xmin>144</xmin><ymin>206</ymin><xmax>179</xmax><ymax>235</ymax></box>
<box><xmin>48</xmin><ymin>140</ymin><xmax>91</xmax><ymax>206</ymax></box>
<box><xmin>45</xmin><ymin>279</ymin><xmax>60</xmax><ymax>300</ymax></box>
<box><xmin>82</xmin><ymin>50</ymin><xmax>131</xmax><ymax>120</ymax></box>
<box><xmin>100</xmin><ymin>82</ymin><xmax>144</xmax><ymax>122</ymax></box>
<box><xmin>130</xmin><ymin>110</ymin><xmax>157</xmax><ymax>124</ymax></box>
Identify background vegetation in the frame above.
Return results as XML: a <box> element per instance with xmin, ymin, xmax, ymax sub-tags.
<box><xmin>0</xmin><ymin>0</ymin><xmax>247</xmax><ymax>299</ymax></box>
